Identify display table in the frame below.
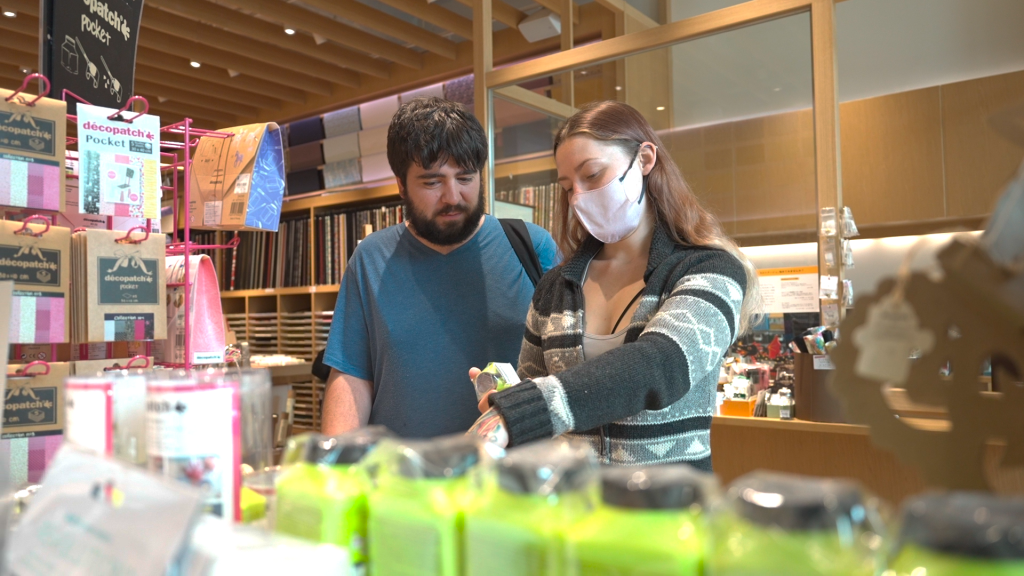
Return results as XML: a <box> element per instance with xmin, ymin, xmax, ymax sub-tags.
<box><xmin>711</xmin><ymin>416</ymin><xmax>1024</xmax><ymax>505</ymax></box>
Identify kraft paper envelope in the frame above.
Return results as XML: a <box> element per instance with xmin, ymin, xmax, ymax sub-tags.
<box><xmin>0</xmin><ymin>220</ymin><xmax>70</xmax><ymax>344</ymax></box>
<box><xmin>189</xmin><ymin>123</ymin><xmax>285</xmax><ymax>232</ymax></box>
<box><xmin>2</xmin><ymin>362</ymin><xmax>69</xmax><ymax>440</ymax></box>
<box><xmin>0</xmin><ymin>87</ymin><xmax>67</xmax><ymax>212</ymax></box>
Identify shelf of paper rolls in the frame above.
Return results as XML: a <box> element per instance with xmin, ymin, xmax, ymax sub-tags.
<box><xmin>276</xmin><ymin>152</ymin><xmax>556</xmax><ymax>211</ymax></box>
<box><xmin>221</xmin><ymin>285</ymin><xmax>342</xmax><ymax>298</ymax></box>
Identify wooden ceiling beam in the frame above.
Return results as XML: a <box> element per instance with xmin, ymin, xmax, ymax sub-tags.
<box><xmin>208</xmin><ymin>0</ymin><xmax>423</xmax><ymax>70</ymax></box>
<box><xmin>452</xmin><ymin>0</ymin><xmax>526</xmax><ymax>28</ymax></box>
<box><xmin>371</xmin><ymin>0</ymin><xmax>473</xmax><ymax>40</ymax></box>
<box><xmin>136</xmin><ymin>47</ymin><xmax>307</xmax><ymax>104</ymax></box>
<box><xmin>134</xmin><ymin>78</ymin><xmax>259</xmax><ymax>117</ymax></box>
<box><xmin>145</xmin><ymin>0</ymin><xmax>389</xmax><ymax>79</ymax></box>
<box><xmin>135</xmin><ymin>64</ymin><xmax>283</xmax><ymax>110</ymax></box>
<box><xmin>138</xmin><ymin>98</ymin><xmax>238</xmax><ymax>125</ymax></box>
<box><xmin>533</xmin><ymin>0</ymin><xmax>580</xmax><ymax>24</ymax></box>
<box><xmin>147</xmin><ymin>105</ymin><xmax>222</xmax><ymax>128</ymax></box>
<box><xmin>0</xmin><ymin>14</ymin><xmax>294</xmax><ymax>108</ymax></box>
<box><xmin>142</xmin><ymin>6</ymin><xmax>361</xmax><ymax>87</ymax></box>
<box><xmin>298</xmin><ymin>0</ymin><xmax>456</xmax><ymax>59</ymax></box>
<box><xmin>140</xmin><ymin>28</ymin><xmax>334</xmax><ymax>95</ymax></box>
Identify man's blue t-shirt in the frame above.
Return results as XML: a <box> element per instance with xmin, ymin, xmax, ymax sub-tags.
<box><xmin>323</xmin><ymin>215</ymin><xmax>558</xmax><ymax>438</ymax></box>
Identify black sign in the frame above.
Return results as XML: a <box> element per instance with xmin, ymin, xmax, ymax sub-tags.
<box><xmin>3</xmin><ymin>386</ymin><xmax>58</xmax><ymax>429</ymax></box>
<box><xmin>98</xmin><ymin>255</ymin><xmax>159</xmax><ymax>304</ymax></box>
<box><xmin>0</xmin><ymin>244</ymin><xmax>61</xmax><ymax>286</ymax></box>
<box><xmin>42</xmin><ymin>0</ymin><xmax>145</xmax><ymax>114</ymax></box>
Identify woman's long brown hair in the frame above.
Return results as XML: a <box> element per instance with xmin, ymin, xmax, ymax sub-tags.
<box><xmin>553</xmin><ymin>100</ymin><xmax>763</xmax><ymax>334</ymax></box>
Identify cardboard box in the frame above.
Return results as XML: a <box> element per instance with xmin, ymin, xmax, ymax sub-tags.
<box><xmin>188</xmin><ymin>123</ymin><xmax>285</xmax><ymax>232</ymax></box>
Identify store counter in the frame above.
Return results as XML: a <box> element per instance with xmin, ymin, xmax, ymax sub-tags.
<box><xmin>711</xmin><ymin>416</ymin><xmax>1024</xmax><ymax>505</ymax></box>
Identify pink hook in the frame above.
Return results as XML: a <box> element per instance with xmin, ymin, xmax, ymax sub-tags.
<box><xmin>6</xmin><ymin>360</ymin><xmax>51</xmax><ymax>378</ymax></box>
<box><xmin>13</xmin><ymin>215</ymin><xmax>51</xmax><ymax>237</ymax></box>
<box><xmin>5</xmin><ymin>73</ymin><xmax>51</xmax><ymax>106</ymax></box>
<box><xmin>108</xmin><ymin>95</ymin><xmax>150</xmax><ymax>123</ymax></box>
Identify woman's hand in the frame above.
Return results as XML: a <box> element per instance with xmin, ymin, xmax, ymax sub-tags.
<box><xmin>468</xmin><ymin>367</ymin><xmax>494</xmax><ymax>413</ymax></box>
<box><xmin>467</xmin><ymin>408</ymin><xmax>509</xmax><ymax>448</ymax></box>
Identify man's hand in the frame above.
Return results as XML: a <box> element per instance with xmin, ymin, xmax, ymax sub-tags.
<box><xmin>467</xmin><ymin>407</ymin><xmax>509</xmax><ymax>448</ymax></box>
<box><xmin>321</xmin><ymin>369</ymin><xmax>373</xmax><ymax>435</ymax></box>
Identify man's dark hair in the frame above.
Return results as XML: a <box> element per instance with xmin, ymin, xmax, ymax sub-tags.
<box><xmin>387</xmin><ymin>97</ymin><xmax>487</xmax><ymax>187</ymax></box>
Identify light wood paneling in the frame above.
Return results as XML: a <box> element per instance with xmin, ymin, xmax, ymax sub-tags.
<box><xmin>840</xmin><ymin>86</ymin><xmax>945</xmax><ymax>224</ymax></box>
<box><xmin>712</xmin><ymin>416</ymin><xmax>928</xmax><ymax>505</ymax></box>
<box><xmin>942</xmin><ymin>69</ymin><xmax>1024</xmax><ymax>218</ymax></box>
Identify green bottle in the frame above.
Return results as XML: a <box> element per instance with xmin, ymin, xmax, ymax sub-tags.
<box><xmin>465</xmin><ymin>439</ymin><xmax>598</xmax><ymax>576</ymax></box>
<box><xmin>566</xmin><ymin>465</ymin><xmax>715</xmax><ymax>576</ymax></box>
<box><xmin>889</xmin><ymin>492</ymin><xmax>1024</xmax><ymax>576</ymax></box>
<box><xmin>368</xmin><ymin>434</ymin><xmax>483</xmax><ymax>576</ymax></box>
<box><xmin>706</xmin><ymin>471</ymin><xmax>883</xmax><ymax>576</ymax></box>
<box><xmin>274</xmin><ymin>426</ymin><xmax>393</xmax><ymax>571</ymax></box>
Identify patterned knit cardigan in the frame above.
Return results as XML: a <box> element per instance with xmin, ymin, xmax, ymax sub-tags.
<box><xmin>490</xmin><ymin>222</ymin><xmax>746</xmax><ymax>470</ymax></box>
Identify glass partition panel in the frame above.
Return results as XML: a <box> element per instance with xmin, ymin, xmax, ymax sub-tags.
<box><xmin>490</xmin><ymin>12</ymin><xmax>816</xmax><ymax>241</ymax></box>
<box><xmin>836</xmin><ymin>0</ymin><xmax>1024</xmax><ymax>230</ymax></box>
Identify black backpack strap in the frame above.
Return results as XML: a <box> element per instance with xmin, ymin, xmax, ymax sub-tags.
<box><xmin>499</xmin><ymin>218</ymin><xmax>543</xmax><ymax>287</ymax></box>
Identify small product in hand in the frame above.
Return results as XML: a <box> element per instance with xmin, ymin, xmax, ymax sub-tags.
<box><xmin>473</xmin><ymin>362</ymin><xmax>521</xmax><ymax>401</ymax></box>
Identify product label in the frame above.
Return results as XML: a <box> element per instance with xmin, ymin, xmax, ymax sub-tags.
<box><xmin>3</xmin><ymin>385</ymin><xmax>58</xmax><ymax>430</ymax></box>
<box><xmin>0</xmin><ymin>110</ymin><xmax>57</xmax><ymax>156</ymax></box>
<box><xmin>65</xmin><ymin>383</ymin><xmax>113</xmax><ymax>456</ymax></box>
<box><xmin>233</xmin><ymin>173</ymin><xmax>250</xmax><ymax>195</ymax></box>
<box><xmin>98</xmin><ymin>255</ymin><xmax>159</xmax><ymax>304</ymax></box>
<box><xmin>147</xmin><ymin>386</ymin><xmax>239</xmax><ymax>521</ymax></box>
<box><xmin>103</xmin><ymin>312</ymin><xmax>155</xmax><ymax>341</ymax></box>
<box><xmin>192</xmin><ymin>351</ymin><xmax>225</xmax><ymax>365</ymax></box>
<box><xmin>813</xmin><ymin>355</ymin><xmax>835</xmax><ymax>370</ymax></box>
<box><xmin>0</xmin><ymin>244</ymin><xmax>61</xmax><ymax>286</ymax></box>
<box><xmin>204</xmin><ymin>201</ymin><xmax>222</xmax><ymax>226</ymax></box>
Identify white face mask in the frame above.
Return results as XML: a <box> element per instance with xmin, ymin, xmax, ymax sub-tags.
<box><xmin>570</xmin><ymin>147</ymin><xmax>647</xmax><ymax>244</ymax></box>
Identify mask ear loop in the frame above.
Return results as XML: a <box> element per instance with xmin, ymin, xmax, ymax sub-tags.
<box><xmin>631</xmin><ymin>143</ymin><xmax>654</xmax><ymax>205</ymax></box>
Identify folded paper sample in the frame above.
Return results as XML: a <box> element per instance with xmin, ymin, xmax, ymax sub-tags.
<box><xmin>0</xmin><ymin>87</ymin><xmax>67</xmax><ymax>212</ymax></box>
<box><xmin>189</xmin><ymin>123</ymin><xmax>286</xmax><ymax>231</ymax></box>
<box><xmin>156</xmin><ymin>254</ymin><xmax>226</xmax><ymax>366</ymax></box>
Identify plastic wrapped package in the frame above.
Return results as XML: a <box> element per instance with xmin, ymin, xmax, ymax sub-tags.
<box><xmin>275</xmin><ymin>426</ymin><xmax>394</xmax><ymax>571</ymax></box>
<box><xmin>63</xmin><ymin>368</ymin><xmax>148</xmax><ymax>465</ymax></box>
<box><xmin>706</xmin><ymin>471</ymin><xmax>885</xmax><ymax>576</ymax></box>
<box><xmin>368</xmin><ymin>434</ymin><xmax>485</xmax><ymax>576</ymax></box>
<box><xmin>174</xmin><ymin>514</ymin><xmax>350</xmax><ymax>575</ymax></box>
<box><xmin>146</xmin><ymin>368</ymin><xmax>272</xmax><ymax>522</ymax></box>
<box><xmin>888</xmin><ymin>492</ymin><xmax>1024</xmax><ymax>575</ymax></box>
<box><xmin>465</xmin><ymin>439</ymin><xmax>599</xmax><ymax>576</ymax></box>
<box><xmin>566</xmin><ymin>465</ymin><xmax>717</xmax><ymax>575</ymax></box>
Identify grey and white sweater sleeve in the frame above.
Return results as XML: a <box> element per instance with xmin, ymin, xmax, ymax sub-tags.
<box><xmin>516</xmin><ymin>303</ymin><xmax>549</xmax><ymax>381</ymax></box>
<box><xmin>492</xmin><ymin>251</ymin><xmax>745</xmax><ymax>446</ymax></box>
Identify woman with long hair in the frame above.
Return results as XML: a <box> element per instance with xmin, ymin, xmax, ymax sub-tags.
<box><xmin>468</xmin><ymin>101</ymin><xmax>761</xmax><ymax>470</ymax></box>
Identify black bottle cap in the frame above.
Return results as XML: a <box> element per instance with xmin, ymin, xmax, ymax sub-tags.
<box><xmin>496</xmin><ymin>440</ymin><xmax>597</xmax><ymax>496</ymax></box>
<box><xmin>397</xmin><ymin>434</ymin><xmax>481</xmax><ymax>479</ymax></box>
<box><xmin>601</xmin><ymin>465</ymin><xmax>712</xmax><ymax>510</ymax></box>
<box><xmin>305</xmin><ymin>426</ymin><xmax>394</xmax><ymax>465</ymax></box>
<box><xmin>899</xmin><ymin>492</ymin><xmax>1024</xmax><ymax>559</ymax></box>
<box><xmin>730</xmin><ymin>471</ymin><xmax>864</xmax><ymax>532</ymax></box>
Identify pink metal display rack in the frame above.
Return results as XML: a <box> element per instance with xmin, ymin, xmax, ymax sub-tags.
<box><xmin>6</xmin><ymin>73</ymin><xmax>239</xmax><ymax>370</ymax></box>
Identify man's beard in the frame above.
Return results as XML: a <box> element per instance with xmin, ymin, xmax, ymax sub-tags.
<box><xmin>404</xmin><ymin>185</ymin><xmax>485</xmax><ymax>246</ymax></box>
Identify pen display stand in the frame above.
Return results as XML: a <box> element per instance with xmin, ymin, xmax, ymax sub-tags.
<box><xmin>830</xmin><ymin>237</ymin><xmax>1024</xmax><ymax>493</ymax></box>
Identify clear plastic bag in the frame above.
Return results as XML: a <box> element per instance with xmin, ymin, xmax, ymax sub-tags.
<box><xmin>567</xmin><ymin>464</ymin><xmax>717</xmax><ymax>576</ymax></box>
<box><xmin>888</xmin><ymin>491</ymin><xmax>1024</xmax><ymax>575</ymax></box>
<box><xmin>706</xmin><ymin>471</ymin><xmax>886</xmax><ymax>576</ymax></box>
<box><xmin>465</xmin><ymin>439</ymin><xmax>599</xmax><ymax>576</ymax></box>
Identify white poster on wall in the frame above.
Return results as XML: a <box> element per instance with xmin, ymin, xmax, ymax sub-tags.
<box><xmin>758</xmin><ymin>266</ymin><xmax>819</xmax><ymax>313</ymax></box>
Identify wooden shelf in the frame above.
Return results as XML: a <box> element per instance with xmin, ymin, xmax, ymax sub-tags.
<box><xmin>221</xmin><ymin>285</ymin><xmax>341</xmax><ymax>298</ymax></box>
<box><xmin>282</xmin><ymin>182</ymin><xmax>401</xmax><ymax>211</ymax></box>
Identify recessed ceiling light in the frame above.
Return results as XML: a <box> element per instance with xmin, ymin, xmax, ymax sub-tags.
<box><xmin>773</xmin><ymin>87</ymin><xmax>781</xmax><ymax>92</ymax></box>
<box><xmin>580</xmin><ymin>70</ymin><xmax>587</xmax><ymax>75</ymax></box>
<box><xmin>190</xmin><ymin>61</ymin><xmax>201</xmax><ymax>68</ymax></box>
<box><xmin>2</xmin><ymin>10</ymin><xmax>16</xmax><ymax>17</ymax></box>
<box><xmin>19</xmin><ymin>66</ymin><xmax>31</xmax><ymax>74</ymax></box>
<box><xmin>615</xmin><ymin>86</ymin><xmax>622</xmax><ymax>91</ymax></box>
<box><xmin>284</xmin><ymin>28</ymin><xmax>295</xmax><ymax>35</ymax></box>
<box><xmin>656</xmin><ymin>106</ymin><xmax>665</xmax><ymax>111</ymax></box>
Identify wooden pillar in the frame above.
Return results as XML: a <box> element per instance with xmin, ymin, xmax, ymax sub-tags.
<box><xmin>561</xmin><ymin>0</ymin><xmax>575</xmax><ymax>107</ymax></box>
<box><xmin>474</xmin><ymin>0</ymin><xmax>495</xmax><ymax>213</ymax></box>
<box><xmin>811</xmin><ymin>0</ymin><xmax>844</xmax><ymax>323</ymax></box>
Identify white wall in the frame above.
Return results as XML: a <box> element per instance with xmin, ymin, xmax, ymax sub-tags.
<box><xmin>740</xmin><ymin>232</ymin><xmax>983</xmax><ymax>304</ymax></box>
<box><xmin>667</xmin><ymin>0</ymin><xmax>1024</xmax><ymax>129</ymax></box>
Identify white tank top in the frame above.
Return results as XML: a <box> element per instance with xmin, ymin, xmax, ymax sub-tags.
<box><xmin>583</xmin><ymin>329</ymin><xmax>629</xmax><ymax>359</ymax></box>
